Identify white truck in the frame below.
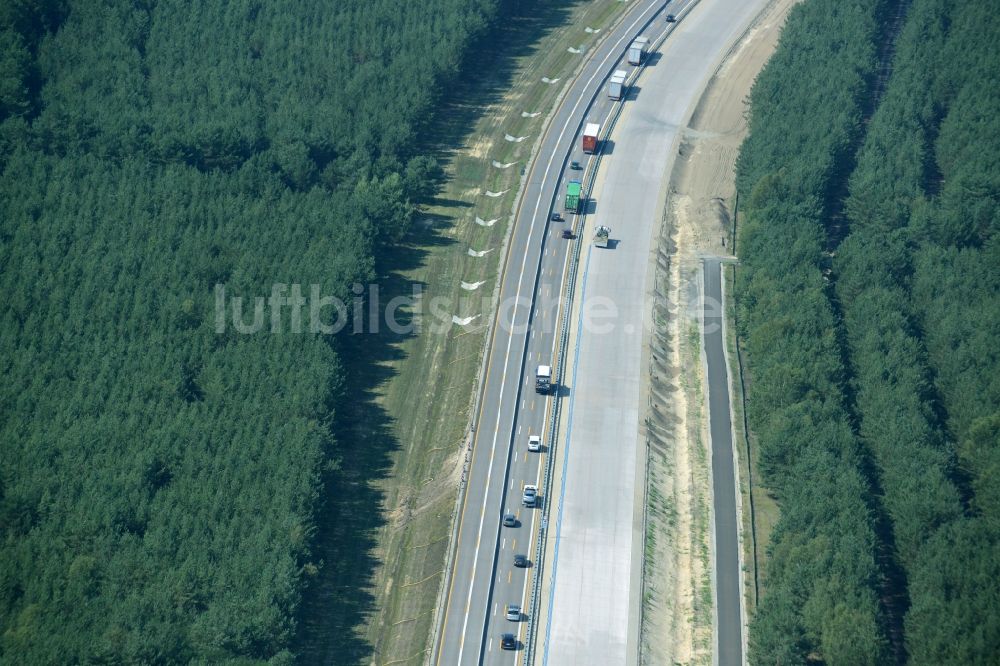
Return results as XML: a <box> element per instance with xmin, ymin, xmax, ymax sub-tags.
<box><xmin>594</xmin><ymin>225</ymin><xmax>610</xmax><ymax>248</ymax></box>
<box><xmin>608</xmin><ymin>70</ymin><xmax>628</xmax><ymax>101</ymax></box>
<box><xmin>535</xmin><ymin>365</ymin><xmax>552</xmax><ymax>393</ymax></box>
<box><xmin>628</xmin><ymin>36</ymin><xmax>649</xmax><ymax>65</ymax></box>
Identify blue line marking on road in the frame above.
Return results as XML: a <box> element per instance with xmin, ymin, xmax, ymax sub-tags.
<box><xmin>542</xmin><ymin>242</ymin><xmax>593</xmax><ymax>665</ymax></box>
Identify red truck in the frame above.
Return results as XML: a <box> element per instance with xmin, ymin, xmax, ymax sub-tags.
<box><xmin>582</xmin><ymin>123</ymin><xmax>600</xmax><ymax>154</ymax></box>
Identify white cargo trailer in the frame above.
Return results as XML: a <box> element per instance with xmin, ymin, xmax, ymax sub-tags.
<box><xmin>608</xmin><ymin>70</ymin><xmax>628</xmax><ymax>100</ymax></box>
<box><xmin>627</xmin><ymin>36</ymin><xmax>649</xmax><ymax>65</ymax></box>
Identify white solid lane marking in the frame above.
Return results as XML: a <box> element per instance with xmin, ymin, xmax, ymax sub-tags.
<box><xmin>452</xmin><ymin>1</ymin><xmax>667</xmax><ymax>660</ymax></box>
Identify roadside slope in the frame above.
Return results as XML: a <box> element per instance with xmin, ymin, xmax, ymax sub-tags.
<box><xmin>639</xmin><ymin>1</ymin><xmax>799</xmax><ymax>663</ymax></box>
<box><xmin>539</xmin><ymin>0</ymin><xmax>776</xmax><ymax>663</ymax></box>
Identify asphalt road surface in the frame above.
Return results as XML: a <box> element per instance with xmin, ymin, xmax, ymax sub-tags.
<box><xmin>432</xmin><ymin>1</ymin><xmax>678</xmax><ymax>663</ymax></box>
<box><xmin>433</xmin><ymin>0</ymin><xmax>762</xmax><ymax>663</ymax></box>
<box><xmin>703</xmin><ymin>258</ymin><xmax>742</xmax><ymax>665</ymax></box>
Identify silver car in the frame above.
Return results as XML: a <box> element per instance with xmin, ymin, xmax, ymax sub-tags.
<box><xmin>522</xmin><ymin>485</ymin><xmax>538</xmax><ymax>507</ymax></box>
<box><xmin>505</xmin><ymin>604</ymin><xmax>521</xmax><ymax>621</ymax></box>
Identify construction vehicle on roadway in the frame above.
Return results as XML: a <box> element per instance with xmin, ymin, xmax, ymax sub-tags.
<box><xmin>594</xmin><ymin>225</ymin><xmax>610</xmax><ymax>248</ymax></box>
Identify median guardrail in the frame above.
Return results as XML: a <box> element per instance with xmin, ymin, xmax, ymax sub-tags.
<box><xmin>520</xmin><ymin>2</ymin><xmax>697</xmax><ymax>663</ymax></box>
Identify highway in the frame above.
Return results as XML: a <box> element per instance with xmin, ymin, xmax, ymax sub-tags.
<box><xmin>432</xmin><ymin>1</ymin><xmax>680</xmax><ymax>662</ymax></box>
<box><xmin>543</xmin><ymin>1</ymin><xmax>765</xmax><ymax>663</ymax></box>
<box><xmin>433</xmin><ymin>0</ymin><xmax>763</xmax><ymax>664</ymax></box>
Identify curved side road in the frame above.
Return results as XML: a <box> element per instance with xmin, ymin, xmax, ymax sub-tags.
<box><xmin>703</xmin><ymin>257</ymin><xmax>743</xmax><ymax>665</ymax></box>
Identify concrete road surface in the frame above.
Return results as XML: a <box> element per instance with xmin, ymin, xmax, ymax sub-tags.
<box><xmin>542</xmin><ymin>2</ymin><xmax>766</xmax><ymax>665</ymax></box>
<box><xmin>433</xmin><ymin>0</ymin><xmax>765</xmax><ymax>663</ymax></box>
<box><xmin>431</xmin><ymin>1</ymin><xmax>680</xmax><ymax>663</ymax></box>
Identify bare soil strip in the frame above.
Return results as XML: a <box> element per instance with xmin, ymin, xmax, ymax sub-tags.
<box><xmin>639</xmin><ymin>1</ymin><xmax>800</xmax><ymax>662</ymax></box>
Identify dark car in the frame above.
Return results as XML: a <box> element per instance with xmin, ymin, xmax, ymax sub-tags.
<box><xmin>666</xmin><ymin>13</ymin><xmax>676</xmax><ymax>22</ymax></box>
<box><xmin>570</xmin><ymin>160</ymin><xmax>582</xmax><ymax>170</ymax></box>
<box><xmin>562</xmin><ymin>229</ymin><xmax>574</xmax><ymax>239</ymax></box>
<box><xmin>503</xmin><ymin>512</ymin><xmax>517</xmax><ymax>527</ymax></box>
<box><xmin>500</xmin><ymin>633</ymin><xmax>517</xmax><ymax>650</ymax></box>
<box><xmin>514</xmin><ymin>553</ymin><xmax>528</xmax><ymax>568</ymax></box>
<box><xmin>550</xmin><ymin>212</ymin><xmax>563</xmax><ymax>222</ymax></box>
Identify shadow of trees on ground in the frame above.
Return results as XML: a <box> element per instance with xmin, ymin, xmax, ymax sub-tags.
<box><xmin>294</xmin><ymin>0</ymin><xmax>587</xmax><ymax>663</ymax></box>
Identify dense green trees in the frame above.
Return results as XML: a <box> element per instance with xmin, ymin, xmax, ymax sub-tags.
<box><xmin>736</xmin><ymin>0</ymin><xmax>896</xmax><ymax>662</ymax></box>
<box><xmin>0</xmin><ymin>0</ymin><xmax>500</xmax><ymax>662</ymax></box>
<box><xmin>834</xmin><ymin>0</ymin><xmax>1000</xmax><ymax>659</ymax></box>
<box><xmin>737</xmin><ymin>0</ymin><xmax>1000</xmax><ymax>661</ymax></box>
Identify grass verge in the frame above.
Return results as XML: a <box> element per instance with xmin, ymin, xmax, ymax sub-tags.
<box><xmin>684</xmin><ymin>315</ymin><xmax>714</xmax><ymax>662</ymax></box>
<box><xmin>725</xmin><ymin>264</ymin><xmax>780</xmax><ymax>608</ymax></box>
<box><xmin>294</xmin><ymin>1</ymin><xmax>636</xmax><ymax>663</ymax></box>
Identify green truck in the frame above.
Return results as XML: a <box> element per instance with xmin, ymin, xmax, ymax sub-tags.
<box><xmin>565</xmin><ymin>180</ymin><xmax>582</xmax><ymax>213</ymax></box>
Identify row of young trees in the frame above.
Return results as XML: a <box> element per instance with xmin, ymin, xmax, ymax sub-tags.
<box><xmin>736</xmin><ymin>0</ymin><xmax>1000</xmax><ymax>661</ymax></box>
<box><xmin>735</xmin><ymin>1</ymin><xmax>896</xmax><ymax>661</ymax></box>
<box><xmin>835</xmin><ymin>0</ymin><xmax>1000</xmax><ymax>660</ymax></box>
<box><xmin>0</xmin><ymin>0</ymin><xmax>501</xmax><ymax>662</ymax></box>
